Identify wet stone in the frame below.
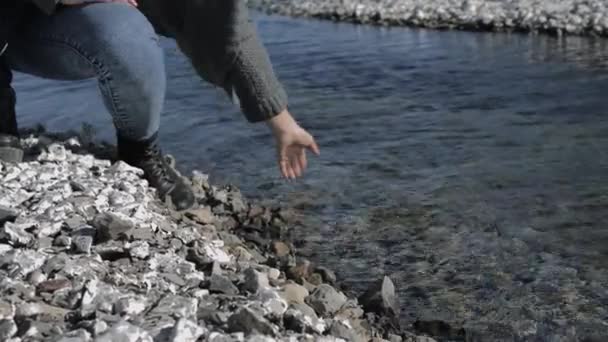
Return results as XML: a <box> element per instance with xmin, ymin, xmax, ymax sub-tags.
<box><xmin>314</xmin><ymin>266</ymin><xmax>337</xmax><ymax>285</ymax></box>
<box><xmin>359</xmin><ymin>276</ymin><xmax>399</xmax><ymax>318</ymax></box>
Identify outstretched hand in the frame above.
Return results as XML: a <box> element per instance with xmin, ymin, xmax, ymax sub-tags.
<box><xmin>268</xmin><ymin>110</ymin><xmax>320</xmax><ymax>179</ymax></box>
<box><xmin>60</xmin><ymin>0</ymin><xmax>138</xmax><ymax>6</ymax></box>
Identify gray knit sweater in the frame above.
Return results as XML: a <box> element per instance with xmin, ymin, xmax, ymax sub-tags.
<box><xmin>32</xmin><ymin>0</ymin><xmax>288</xmax><ymax>123</ymax></box>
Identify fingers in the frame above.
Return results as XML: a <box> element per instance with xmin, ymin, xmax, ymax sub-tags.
<box><xmin>299</xmin><ymin>148</ymin><xmax>308</xmax><ymax>171</ymax></box>
<box><xmin>309</xmin><ymin>139</ymin><xmax>321</xmax><ymax>156</ymax></box>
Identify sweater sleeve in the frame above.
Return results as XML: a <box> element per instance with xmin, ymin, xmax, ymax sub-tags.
<box><xmin>31</xmin><ymin>0</ymin><xmax>59</xmax><ymax>14</ymax></box>
<box><xmin>138</xmin><ymin>0</ymin><xmax>288</xmax><ymax>123</ymax></box>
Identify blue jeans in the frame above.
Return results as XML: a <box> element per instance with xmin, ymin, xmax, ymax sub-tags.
<box><xmin>6</xmin><ymin>3</ymin><xmax>164</xmax><ymax>141</ymax></box>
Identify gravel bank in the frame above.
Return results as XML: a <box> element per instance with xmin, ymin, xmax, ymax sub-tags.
<box><xmin>247</xmin><ymin>0</ymin><xmax>608</xmax><ymax>36</ymax></box>
<box><xmin>0</xmin><ymin>130</ymin><xmax>431</xmax><ymax>342</ymax></box>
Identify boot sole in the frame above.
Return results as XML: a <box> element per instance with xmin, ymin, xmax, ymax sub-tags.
<box><xmin>0</xmin><ymin>146</ymin><xmax>23</xmax><ymax>163</ymax></box>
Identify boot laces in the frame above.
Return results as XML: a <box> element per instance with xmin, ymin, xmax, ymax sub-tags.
<box><xmin>143</xmin><ymin>143</ymin><xmax>173</xmax><ymax>185</ymax></box>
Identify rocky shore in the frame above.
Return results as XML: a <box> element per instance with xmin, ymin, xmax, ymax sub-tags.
<box><xmin>247</xmin><ymin>0</ymin><xmax>608</xmax><ymax>37</ymax></box>
<box><xmin>0</xmin><ymin>129</ymin><xmax>432</xmax><ymax>342</ymax></box>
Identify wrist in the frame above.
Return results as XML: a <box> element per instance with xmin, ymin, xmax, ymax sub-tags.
<box><xmin>267</xmin><ymin>109</ymin><xmax>297</xmax><ymax>133</ymax></box>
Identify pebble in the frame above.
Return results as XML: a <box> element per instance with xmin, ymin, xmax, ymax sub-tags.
<box><xmin>306</xmin><ymin>284</ymin><xmax>347</xmax><ymax>317</ymax></box>
<box><xmin>247</xmin><ymin>0</ymin><xmax>608</xmax><ymax>37</ymax></box>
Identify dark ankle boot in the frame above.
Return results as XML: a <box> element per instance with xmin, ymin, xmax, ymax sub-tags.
<box><xmin>117</xmin><ymin>134</ymin><xmax>195</xmax><ymax>211</ymax></box>
<box><xmin>0</xmin><ymin>55</ymin><xmax>22</xmax><ymax>163</ymax></box>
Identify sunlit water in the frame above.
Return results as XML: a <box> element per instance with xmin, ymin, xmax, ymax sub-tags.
<box><xmin>14</xmin><ymin>12</ymin><xmax>608</xmax><ymax>340</ymax></box>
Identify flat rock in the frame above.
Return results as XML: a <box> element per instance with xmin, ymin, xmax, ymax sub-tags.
<box><xmin>329</xmin><ymin>319</ymin><xmax>368</xmax><ymax>342</ymax></box>
<box><xmin>16</xmin><ymin>302</ymin><xmax>69</xmax><ymax>321</ymax></box>
<box><xmin>0</xmin><ymin>206</ymin><xmax>18</xmax><ymax>225</ymax></box>
<box><xmin>72</xmin><ymin>235</ymin><xmax>93</xmax><ymax>254</ymax></box>
<box><xmin>305</xmin><ymin>284</ymin><xmax>347</xmax><ymax>317</ymax></box>
<box><xmin>1</xmin><ymin>221</ymin><xmax>33</xmax><ymax>246</ymax></box>
<box><xmin>279</xmin><ymin>283</ymin><xmax>309</xmax><ymax>305</ymax></box>
<box><xmin>56</xmin><ymin>328</ymin><xmax>92</xmax><ymax>342</ymax></box>
<box><xmin>95</xmin><ymin>321</ymin><xmax>153</xmax><ymax>342</ymax></box>
<box><xmin>0</xmin><ymin>301</ymin><xmax>14</xmax><ymax>320</ymax></box>
<box><xmin>271</xmin><ymin>241</ymin><xmax>291</xmax><ymax>257</ymax></box>
<box><xmin>185</xmin><ymin>207</ymin><xmax>215</xmax><ymax>225</ymax></box>
<box><xmin>168</xmin><ymin>318</ymin><xmax>206</xmax><ymax>342</ymax></box>
<box><xmin>283</xmin><ymin>307</ymin><xmax>326</xmax><ymax>334</ymax></box>
<box><xmin>0</xmin><ymin>319</ymin><xmax>18</xmax><ymax>340</ymax></box>
<box><xmin>227</xmin><ymin>307</ymin><xmax>278</xmax><ymax>336</ymax></box>
<box><xmin>147</xmin><ymin>295</ymin><xmax>198</xmax><ymax>319</ymax></box>
<box><xmin>209</xmin><ymin>274</ymin><xmax>239</xmax><ymax>296</ymax></box>
<box><xmin>93</xmin><ymin>212</ymin><xmax>134</xmax><ymax>242</ymax></box>
<box><xmin>242</xmin><ymin>268</ymin><xmax>269</xmax><ymax>294</ymax></box>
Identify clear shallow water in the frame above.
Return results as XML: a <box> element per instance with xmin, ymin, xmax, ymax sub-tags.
<box><xmin>13</xmin><ymin>12</ymin><xmax>608</xmax><ymax>340</ymax></box>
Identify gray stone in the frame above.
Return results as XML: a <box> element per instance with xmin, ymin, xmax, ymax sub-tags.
<box><xmin>389</xmin><ymin>334</ymin><xmax>403</xmax><ymax>342</ymax></box>
<box><xmin>80</xmin><ymin>280</ymin><xmax>122</xmax><ymax>316</ymax></box>
<box><xmin>283</xmin><ymin>308</ymin><xmax>326</xmax><ymax>334</ymax></box>
<box><xmin>305</xmin><ymin>284</ymin><xmax>347</xmax><ymax>317</ymax></box>
<box><xmin>148</xmin><ymin>295</ymin><xmax>198</xmax><ymax>319</ymax></box>
<box><xmin>1</xmin><ymin>222</ymin><xmax>33</xmax><ymax>246</ymax></box>
<box><xmin>0</xmin><ymin>206</ymin><xmax>18</xmax><ymax>225</ymax></box>
<box><xmin>72</xmin><ymin>235</ymin><xmax>93</xmax><ymax>254</ymax></box>
<box><xmin>56</xmin><ymin>328</ymin><xmax>92</xmax><ymax>342</ymax></box>
<box><xmin>227</xmin><ymin>307</ymin><xmax>278</xmax><ymax>336</ymax></box>
<box><xmin>93</xmin><ymin>212</ymin><xmax>134</xmax><ymax>242</ymax></box>
<box><xmin>314</xmin><ymin>266</ymin><xmax>337</xmax><ymax>285</ymax></box>
<box><xmin>113</xmin><ymin>296</ymin><xmax>147</xmax><ymax>316</ymax></box>
<box><xmin>95</xmin><ymin>321</ymin><xmax>153</xmax><ymax>342</ymax></box>
<box><xmin>258</xmin><ymin>289</ymin><xmax>288</xmax><ymax>318</ymax></box>
<box><xmin>168</xmin><ymin>319</ymin><xmax>206</xmax><ymax>342</ymax></box>
<box><xmin>209</xmin><ymin>274</ymin><xmax>239</xmax><ymax>295</ymax></box>
<box><xmin>0</xmin><ymin>301</ymin><xmax>15</xmax><ymax>320</ymax></box>
<box><xmin>16</xmin><ymin>302</ymin><xmax>69</xmax><ymax>321</ymax></box>
<box><xmin>128</xmin><ymin>241</ymin><xmax>150</xmax><ymax>259</ymax></box>
<box><xmin>329</xmin><ymin>319</ymin><xmax>367</xmax><ymax>342</ymax></box>
<box><xmin>243</xmin><ymin>268</ymin><xmax>270</xmax><ymax>294</ymax></box>
<box><xmin>0</xmin><ymin>249</ymin><xmax>47</xmax><ymax>279</ymax></box>
<box><xmin>358</xmin><ymin>276</ymin><xmax>399</xmax><ymax>317</ymax></box>
<box><xmin>0</xmin><ymin>319</ymin><xmax>17</xmax><ymax>341</ymax></box>
<box><xmin>279</xmin><ymin>283</ymin><xmax>309</xmax><ymax>305</ymax></box>
<box><xmin>53</xmin><ymin>234</ymin><xmax>72</xmax><ymax>247</ymax></box>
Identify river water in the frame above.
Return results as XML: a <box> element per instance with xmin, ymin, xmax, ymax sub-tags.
<box><xmin>13</xmin><ymin>11</ymin><xmax>608</xmax><ymax>341</ymax></box>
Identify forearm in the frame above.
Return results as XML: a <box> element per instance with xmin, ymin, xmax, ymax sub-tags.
<box><xmin>224</xmin><ymin>23</ymin><xmax>288</xmax><ymax>123</ymax></box>
<box><xmin>138</xmin><ymin>0</ymin><xmax>288</xmax><ymax>123</ymax></box>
